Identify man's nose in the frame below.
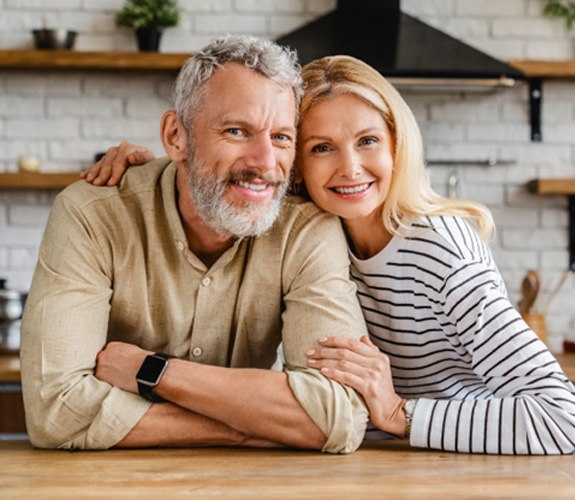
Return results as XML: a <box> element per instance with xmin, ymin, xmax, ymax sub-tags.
<box><xmin>246</xmin><ymin>135</ymin><xmax>276</xmax><ymax>172</ymax></box>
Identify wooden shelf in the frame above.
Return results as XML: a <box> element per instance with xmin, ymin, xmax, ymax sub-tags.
<box><xmin>527</xmin><ymin>178</ymin><xmax>575</xmax><ymax>195</ymax></box>
<box><xmin>508</xmin><ymin>60</ymin><xmax>575</xmax><ymax>79</ymax></box>
<box><xmin>0</xmin><ymin>52</ymin><xmax>572</xmax><ymax>78</ymax></box>
<box><xmin>0</xmin><ymin>50</ymin><xmax>191</xmax><ymax>71</ymax></box>
<box><xmin>507</xmin><ymin>61</ymin><xmax>575</xmax><ymax>142</ymax></box>
<box><xmin>0</xmin><ymin>355</ymin><xmax>20</xmax><ymax>383</ymax></box>
<box><xmin>0</xmin><ymin>172</ymin><xmax>81</xmax><ymax>189</ymax></box>
<box><xmin>528</xmin><ymin>178</ymin><xmax>575</xmax><ymax>271</ymax></box>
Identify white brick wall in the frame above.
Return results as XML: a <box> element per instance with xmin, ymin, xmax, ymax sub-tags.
<box><xmin>0</xmin><ymin>0</ymin><xmax>574</xmax><ymax>347</ymax></box>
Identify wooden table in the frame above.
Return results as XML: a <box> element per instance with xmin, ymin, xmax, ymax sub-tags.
<box><xmin>0</xmin><ymin>439</ymin><xmax>573</xmax><ymax>498</ymax></box>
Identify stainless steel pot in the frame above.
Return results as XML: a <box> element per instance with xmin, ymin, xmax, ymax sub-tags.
<box><xmin>0</xmin><ymin>279</ymin><xmax>26</xmax><ymax>353</ymax></box>
<box><xmin>0</xmin><ymin>279</ymin><xmax>25</xmax><ymax>321</ymax></box>
<box><xmin>0</xmin><ymin>320</ymin><xmax>21</xmax><ymax>354</ymax></box>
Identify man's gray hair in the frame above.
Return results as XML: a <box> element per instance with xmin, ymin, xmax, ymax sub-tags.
<box><xmin>173</xmin><ymin>34</ymin><xmax>303</xmax><ymax>130</ymax></box>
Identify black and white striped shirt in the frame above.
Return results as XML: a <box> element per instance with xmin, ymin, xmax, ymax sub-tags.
<box><xmin>351</xmin><ymin>215</ymin><xmax>575</xmax><ymax>454</ymax></box>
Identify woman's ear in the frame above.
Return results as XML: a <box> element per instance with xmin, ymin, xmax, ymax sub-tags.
<box><xmin>160</xmin><ymin>110</ymin><xmax>188</xmax><ymax>162</ymax></box>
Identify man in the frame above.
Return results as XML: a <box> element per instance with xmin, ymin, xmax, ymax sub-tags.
<box><xmin>20</xmin><ymin>35</ymin><xmax>369</xmax><ymax>453</ymax></box>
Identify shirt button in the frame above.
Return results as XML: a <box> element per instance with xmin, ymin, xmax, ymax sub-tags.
<box><xmin>177</xmin><ymin>241</ymin><xmax>185</xmax><ymax>251</ymax></box>
<box><xmin>201</xmin><ymin>277</ymin><xmax>211</xmax><ymax>287</ymax></box>
<box><xmin>192</xmin><ymin>347</ymin><xmax>203</xmax><ymax>357</ymax></box>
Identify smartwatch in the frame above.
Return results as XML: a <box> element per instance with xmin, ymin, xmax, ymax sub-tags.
<box><xmin>136</xmin><ymin>352</ymin><xmax>175</xmax><ymax>403</ymax></box>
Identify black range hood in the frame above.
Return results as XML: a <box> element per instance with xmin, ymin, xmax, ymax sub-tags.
<box><xmin>276</xmin><ymin>0</ymin><xmax>525</xmax><ymax>90</ymax></box>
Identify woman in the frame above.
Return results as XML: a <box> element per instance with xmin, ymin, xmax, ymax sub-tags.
<box><xmin>85</xmin><ymin>55</ymin><xmax>575</xmax><ymax>455</ymax></box>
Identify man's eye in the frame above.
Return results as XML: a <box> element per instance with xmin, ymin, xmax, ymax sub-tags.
<box><xmin>225</xmin><ymin>128</ymin><xmax>243</xmax><ymax>136</ymax></box>
<box><xmin>273</xmin><ymin>133</ymin><xmax>290</xmax><ymax>142</ymax></box>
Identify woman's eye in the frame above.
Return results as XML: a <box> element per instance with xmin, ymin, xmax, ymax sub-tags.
<box><xmin>310</xmin><ymin>144</ymin><xmax>330</xmax><ymax>153</ymax></box>
<box><xmin>359</xmin><ymin>136</ymin><xmax>378</xmax><ymax>146</ymax></box>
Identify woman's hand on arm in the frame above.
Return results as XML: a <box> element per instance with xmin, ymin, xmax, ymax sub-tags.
<box><xmin>306</xmin><ymin>335</ymin><xmax>407</xmax><ymax>436</ymax></box>
<box><xmin>81</xmin><ymin>141</ymin><xmax>155</xmax><ymax>186</ymax></box>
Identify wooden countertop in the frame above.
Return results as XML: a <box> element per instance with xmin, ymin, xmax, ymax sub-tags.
<box><xmin>0</xmin><ymin>354</ymin><xmax>21</xmax><ymax>382</ymax></box>
<box><xmin>0</xmin><ymin>439</ymin><xmax>573</xmax><ymax>497</ymax></box>
<box><xmin>2</xmin><ymin>352</ymin><xmax>575</xmax><ymax>382</ymax></box>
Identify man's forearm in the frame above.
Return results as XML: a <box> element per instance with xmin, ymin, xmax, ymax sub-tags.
<box><xmin>116</xmin><ymin>401</ymin><xmax>281</xmax><ymax>448</ymax></box>
<box><xmin>154</xmin><ymin>360</ymin><xmax>327</xmax><ymax>450</ymax></box>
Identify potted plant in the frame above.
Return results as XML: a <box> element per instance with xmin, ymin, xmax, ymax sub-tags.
<box><xmin>544</xmin><ymin>0</ymin><xmax>575</xmax><ymax>29</ymax></box>
<box><xmin>116</xmin><ymin>0</ymin><xmax>180</xmax><ymax>51</ymax></box>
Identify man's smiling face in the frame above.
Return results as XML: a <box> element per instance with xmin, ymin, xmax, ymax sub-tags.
<box><xmin>184</xmin><ymin>62</ymin><xmax>297</xmax><ymax>237</ymax></box>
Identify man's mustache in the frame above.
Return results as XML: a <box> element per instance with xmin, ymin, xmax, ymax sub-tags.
<box><xmin>225</xmin><ymin>167</ymin><xmax>287</xmax><ymax>187</ymax></box>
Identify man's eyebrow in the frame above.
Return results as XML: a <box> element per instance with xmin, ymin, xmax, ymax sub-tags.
<box><xmin>276</xmin><ymin>125</ymin><xmax>297</xmax><ymax>136</ymax></box>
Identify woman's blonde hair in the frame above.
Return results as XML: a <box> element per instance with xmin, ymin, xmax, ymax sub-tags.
<box><xmin>298</xmin><ymin>55</ymin><xmax>494</xmax><ymax>241</ymax></box>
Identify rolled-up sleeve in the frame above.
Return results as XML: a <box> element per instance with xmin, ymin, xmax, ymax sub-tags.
<box><xmin>20</xmin><ymin>192</ymin><xmax>150</xmax><ymax>449</ymax></box>
<box><xmin>280</xmin><ymin>204</ymin><xmax>369</xmax><ymax>453</ymax></box>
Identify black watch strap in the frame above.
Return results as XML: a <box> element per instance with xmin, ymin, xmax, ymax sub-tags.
<box><xmin>136</xmin><ymin>352</ymin><xmax>176</xmax><ymax>403</ymax></box>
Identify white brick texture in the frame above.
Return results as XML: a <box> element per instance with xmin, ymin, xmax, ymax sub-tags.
<box><xmin>0</xmin><ymin>0</ymin><xmax>574</xmax><ymax>343</ymax></box>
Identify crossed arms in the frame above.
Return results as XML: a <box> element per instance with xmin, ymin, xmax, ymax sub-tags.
<box><xmin>20</xmin><ymin>163</ymin><xmax>369</xmax><ymax>453</ymax></box>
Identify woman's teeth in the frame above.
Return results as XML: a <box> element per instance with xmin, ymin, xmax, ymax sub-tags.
<box><xmin>332</xmin><ymin>183</ymin><xmax>370</xmax><ymax>194</ymax></box>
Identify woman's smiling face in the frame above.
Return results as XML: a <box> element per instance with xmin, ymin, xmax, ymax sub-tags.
<box><xmin>297</xmin><ymin>93</ymin><xmax>394</xmax><ymax>223</ymax></box>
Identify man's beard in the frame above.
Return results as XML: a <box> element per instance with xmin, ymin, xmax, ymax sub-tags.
<box><xmin>184</xmin><ymin>146</ymin><xmax>290</xmax><ymax>238</ymax></box>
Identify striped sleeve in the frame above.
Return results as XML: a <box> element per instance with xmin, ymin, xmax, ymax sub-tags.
<box><xmin>410</xmin><ymin>258</ymin><xmax>575</xmax><ymax>454</ymax></box>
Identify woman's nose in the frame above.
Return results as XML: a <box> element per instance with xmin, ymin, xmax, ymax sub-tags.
<box><xmin>338</xmin><ymin>148</ymin><xmax>362</xmax><ymax>179</ymax></box>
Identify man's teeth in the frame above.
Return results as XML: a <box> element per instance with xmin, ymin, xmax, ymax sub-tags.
<box><xmin>333</xmin><ymin>183</ymin><xmax>370</xmax><ymax>194</ymax></box>
<box><xmin>237</xmin><ymin>180</ymin><xmax>268</xmax><ymax>191</ymax></box>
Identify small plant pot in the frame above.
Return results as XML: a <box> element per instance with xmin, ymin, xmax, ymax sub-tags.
<box><xmin>33</xmin><ymin>29</ymin><xmax>77</xmax><ymax>50</ymax></box>
<box><xmin>135</xmin><ymin>28</ymin><xmax>162</xmax><ymax>51</ymax></box>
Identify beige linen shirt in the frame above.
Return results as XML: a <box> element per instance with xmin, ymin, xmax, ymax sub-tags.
<box><xmin>21</xmin><ymin>158</ymin><xmax>369</xmax><ymax>453</ymax></box>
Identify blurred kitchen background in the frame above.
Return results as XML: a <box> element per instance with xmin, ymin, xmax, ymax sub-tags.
<box><xmin>0</xmin><ymin>0</ymin><xmax>574</xmax><ymax>351</ymax></box>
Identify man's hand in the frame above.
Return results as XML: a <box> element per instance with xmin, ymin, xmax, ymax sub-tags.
<box><xmin>81</xmin><ymin>142</ymin><xmax>155</xmax><ymax>186</ymax></box>
<box><xmin>95</xmin><ymin>341</ymin><xmax>152</xmax><ymax>393</ymax></box>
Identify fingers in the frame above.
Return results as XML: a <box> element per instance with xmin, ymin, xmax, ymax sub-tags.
<box><xmin>83</xmin><ymin>146</ymin><xmax>120</xmax><ymax>185</ymax></box>
<box><xmin>82</xmin><ymin>142</ymin><xmax>155</xmax><ymax>186</ymax></box>
<box><xmin>306</xmin><ymin>336</ymin><xmax>391</xmax><ymax>386</ymax></box>
<box><xmin>311</xmin><ymin>335</ymin><xmax>379</xmax><ymax>358</ymax></box>
<box><xmin>307</xmin><ymin>355</ymin><xmax>369</xmax><ymax>381</ymax></box>
<box><xmin>314</xmin><ymin>366</ymin><xmax>368</xmax><ymax>395</ymax></box>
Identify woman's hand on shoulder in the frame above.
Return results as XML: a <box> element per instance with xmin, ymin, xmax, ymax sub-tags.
<box><xmin>81</xmin><ymin>142</ymin><xmax>156</xmax><ymax>186</ymax></box>
<box><xmin>307</xmin><ymin>335</ymin><xmax>407</xmax><ymax>436</ymax></box>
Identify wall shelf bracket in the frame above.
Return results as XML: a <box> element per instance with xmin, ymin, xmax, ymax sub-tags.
<box><xmin>569</xmin><ymin>195</ymin><xmax>575</xmax><ymax>271</ymax></box>
<box><xmin>529</xmin><ymin>78</ymin><xmax>543</xmax><ymax>142</ymax></box>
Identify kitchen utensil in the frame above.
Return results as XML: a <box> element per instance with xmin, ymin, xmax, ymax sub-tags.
<box><xmin>519</xmin><ymin>270</ymin><xmax>540</xmax><ymax>315</ymax></box>
<box><xmin>541</xmin><ymin>269</ymin><xmax>571</xmax><ymax>314</ymax></box>
<box><xmin>0</xmin><ymin>279</ymin><xmax>25</xmax><ymax>353</ymax></box>
<box><xmin>521</xmin><ymin>312</ymin><xmax>547</xmax><ymax>343</ymax></box>
<box><xmin>32</xmin><ymin>29</ymin><xmax>77</xmax><ymax>50</ymax></box>
<box><xmin>0</xmin><ymin>279</ymin><xmax>25</xmax><ymax>321</ymax></box>
<box><xmin>0</xmin><ymin>319</ymin><xmax>21</xmax><ymax>354</ymax></box>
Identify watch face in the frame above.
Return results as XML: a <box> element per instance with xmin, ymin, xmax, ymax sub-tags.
<box><xmin>136</xmin><ymin>355</ymin><xmax>168</xmax><ymax>386</ymax></box>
